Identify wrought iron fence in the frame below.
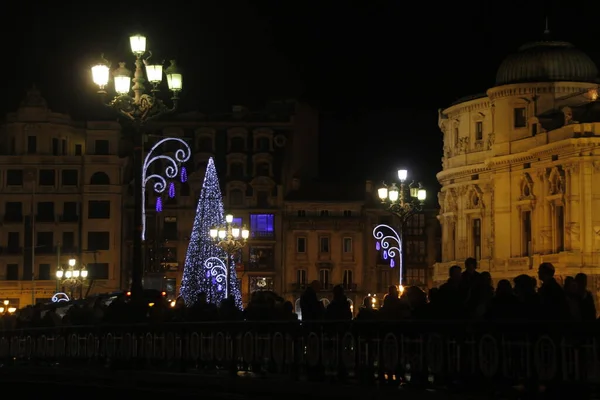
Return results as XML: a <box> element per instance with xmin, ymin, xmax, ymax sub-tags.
<box><xmin>1</xmin><ymin>320</ymin><xmax>599</xmax><ymax>389</ymax></box>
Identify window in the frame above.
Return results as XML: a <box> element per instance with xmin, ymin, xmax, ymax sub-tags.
<box><xmin>257</xmin><ymin>191</ymin><xmax>269</xmax><ymax>207</ymax></box>
<box><xmin>319</xmin><ymin>237</ymin><xmax>330</xmax><ymax>253</ymax></box>
<box><xmin>180</xmin><ymin>182</ymin><xmax>190</xmax><ymax>196</ymax></box>
<box><xmin>52</xmin><ymin>138</ymin><xmax>59</xmax><ymax>155</ymax></box>
<box><xmin>555</xmin><ymin>205</ymin><xmax>565</xmax><ymax>253</ymax></box>
<box><xmin>229</xmin><ymin>163</ymin><xmax>244</xmax><ymax>178</ymax></box>
<box><xmin>39</xmin><ymin>264</ymin><xmax>51</xmax><ymax>280</ymax></box>
<box><xmin>62</xmin><ymin>139</ymin><xmax>67</xmax><ymax>155</ymax></box>
<box><xmin>90</xmin><ymin>172</ymin><xmax>110</xmax><ymax>185</ymax></box>
<box><xmin>531</xmin><ymin>123</ymin><xmax>538</xmax><ymax>136</ymax></box>
<box><xmin>7</xmin><ymin>232</ymin><xmax>20</xmax><ymax>251</ymax></box>
<box><xmin>475</xmin><ymin>121</ymin><xmax>483</xmax><ymax>141</ymax></box>
<box><xmin>39</xmin><ymin>169</ymin><xmax>56</xmax><ymax>186</ymax></box>
<box><xmin>6</xmin><ymin>170</ymin><xmax>23</xmax><ymax>186</ymax></box>
<box><xmin>256</xmin><ymin>137</ymin><xmax>270</xmax><ymax>152</ymax></box>
<box><xmin>232</xmin><ymin>217</ymin><xmax>243</xmax><ymax>227</ymax></box>
<box><xmin>320</xmin><ymin>210</ymin><xmax>329</xmax><ymax>217</ymax></box>
<box><xmin>75</xmin><ymin>144</ymin><xmax>82</xmax><ymax>155</ymax></box>
<box><xmin>36</xmin><ymin>232</ymin><xmax>54</xmax><ymax>253</ymax></box>
<box><xmin>378</xmin><ymin>268</ymin><xmax>390</xmax><ymax>292</ymax></box>
<box><xmin>250</xmin><ymin>214</ymin><xmax>274</xmax><ymax>238</ymax></box>
<box><xmin>62</xmin><ymin>202</ymin><xmax>78</xmax><ymax>221</ymax></box>
<box><xmin>165</xmin><ymin>278</ymin><xmax>177</xmax><ymax>298</ymax></box>
<box><xmin>87</xmin><ymin>232</ymin><xmax>110</xmax><ymax>251</ymax></box>
<box><xmin>88</xmin><ymin>201</ymin><xmax>110</xmax><ymax>219</ymax></box>
<box><xmin>61</xmin><ymin>170</ymin><xmax>78</xmax><ymax>186</ymax></box>
<box><xmin>406</xmin><ymin>268</ymin><xmax>426</xmax><ymax>286</ymax></box>
<box><xmin>343</xmin><ymin>210</ymin><xmax>352</xmax><ymax>217</ymax></box>
<box><xmin>454</xmin><ymin>127</ymin><xmax>459</xmax><ymax>144</ymax></box>
<box><xmin>255</xmin><ymin>162</ymin><xmax>270</xmax><ymax>176</ymax></box>
<box><xmin>197</xmin><ymin>137</ymin><xmax>213</xmax><ymax>152</ymax></box>
<box><xmin>406</xmin><ymin>240</ymin><xmax>426</xmax><ymax>263</ymax></box>
<box><xmin>472</xmin><ymin>218</ymin><xmax>481</xmax><ymax>260</ymax></box>
<box><xmin>62</xmin><ymin>232</ymin><xmax>75</xmax><ymax>252</ymax></box>
<box><xmin>5</xmin><ymin>202</ymin><xmax>23</xmax><ymax>221</ymax></box>
<box><xmin>163</xmin><ymin>216</ymin><xmax>178</xmax><ymax>240</ymax></box>
<box><xmin>296</xmin><ymin>237</ymin><xmax>306</xmax><ymax>253</ymax></box>
<box><xmin>230</xmin><ymin>137</ymin><xmax>245</xmax><ymax>152</ymax></box>
<box><xmin>522</xmin><ymin>211</ymin><xmax>532</xmax><ymax>256</ymax></box>
<box><xmin>95</xmin><ymin>139</ymin><xmax>109</xmax><ymax>155</ymax></box>
<box><xmin>406</xmin><ymin>213</ymin><xmax>425</xmax><ymax>235</ymax></box>
<box><xmin>249</xmin><ymin>246</ymin><xmax>274</xmax><ymax>270</ymax></box>
<box><xmin>297</xmin><ymin>210</ymin><xmax>306</xmax><ymax>217</ymax></box>
<box><xmin>6</xmin><ymin>264</ymin><xmax>19</xmax><ymax>280</ymax></box>
<box><xmin>343</xmin><ymin>237</ymin><xmax>352</xmax><ymax>253</ymax></box>
<box><xmin>296</xmin><ymin>269</ymin><xmax>307</xmax><ymax>285</ymax></box>
<box><xmin>229</xmin><ymin>189</ymin><xmax>244</xmax><ymax>206</ymax></box>
<box><xmin>27</xmin><ymin>136</ymin><xmax>37</xmax><ymax>154</ymax></box>
<box><xmin>88</xmin><ymin>263</ymin><xmax>109</xmax><ymax>279</ymax></box>
<box><xmin>36</xmin><ymin>202</ymin><xmax>55</xmax><ymax>222</ymax></box>
<box><xmin>514</xmin><ymin>107</ymin><xmax>527</xmax><ymax>128</ymax></box>
<box><xmin>343</xmin><ymin>269</ymin><xmax>353</xmax><ymax>289</ymax></box>
<box><xmin>319</xmin><ymin>269</ymin><xmax>330</xmax><ymax>288</ymax></box>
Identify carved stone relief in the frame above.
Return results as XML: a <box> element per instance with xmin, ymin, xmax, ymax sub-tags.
<box><xmin>487</xmin><ymin>132</ymin><xmax>495</xmax><ymax>150</ymax></box>
<box><xmin>546</xmin><ymin>167</ymin><xmax>565</xmax><ymax>195</ymax></box>
<box><xmin>519</xmin><ymin>172</ymin><xmax>535</xmax><ymax>200</ymax></box>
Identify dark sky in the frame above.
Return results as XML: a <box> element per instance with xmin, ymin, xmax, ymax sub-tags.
<box><xmin>4</xmin><ymin>0</ymin><xmax>600</xmax><ymax>194</ymax></box>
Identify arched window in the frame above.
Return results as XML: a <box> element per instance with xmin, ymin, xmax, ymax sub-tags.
<box><xmin>229</xmin><ymin>189</ymin><xmax>244</xmax><ymax>206</ymax></box>
<box><xmin>256</xmin><ymin>137</ymin><xmax>270</xmax><ymax>152</ymax></box>
<box><xmin>230</xmin><ymin>137</ymin><xmax>245</xmax><ymax>152</ymax></box>
<box><xmin>320</xmin><ymin>298</ymin><xmax>330</xmax><ymax>308</ymax></box>
<box><xmin>90</xmin><ymin>171</ymin><xmax>110</xmax><ymax>185</ymax></box>
<box><xmin>229</xmin><ymin>162</ymin><xmax>244</xmax><ymax>178</ymax></box>
<box><xmin>256</xmin><ymin>162</ymin><xmax>270</xmax><ymax>176</ymax></box>
<box><xmin>197</xmin><ymin>136</ymin><xmax>213</xmax><ymax>152</ymax></box>
<box><xmin>196</xmin><ymin>161</ymin><xmax>208</xmax><ymax>173</ymax></box>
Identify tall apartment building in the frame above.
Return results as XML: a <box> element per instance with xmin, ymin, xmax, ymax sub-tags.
<box><xmin>0</xmin><ymin>87</ymin><xmax>125</xmax><ymax>307</ymax></box>
<box><xmin>121</xmin><ymin>101</ymin><xmax>319</xmax><ymax>304</ymax></box>
<box><xmin>283</xmin><ymin>180</ymin><xmax>441</xmax><ymax>315</ymax></box>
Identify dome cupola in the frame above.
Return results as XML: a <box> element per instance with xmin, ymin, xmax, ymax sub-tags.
<box><xmin>495</xmin><ymin>34</ymin><xmax>598</xmax><ymax>86</ymax></box>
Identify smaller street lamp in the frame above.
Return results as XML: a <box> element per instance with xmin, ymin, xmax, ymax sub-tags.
<box><xmin>1</xmin><ymin>300</ymin><xmax>16</xmax><ymax>314</ymax></box>
<box><xmin>210</xmin><ymin>214</ymin><xmax>250</xmax><ymax>299</ymax></box>
<box><xmin>56</xmin><ymin>258</ymin><xmax>88</xmax><ymax>299</ymax></box>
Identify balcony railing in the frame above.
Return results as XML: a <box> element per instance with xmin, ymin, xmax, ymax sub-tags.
<box><xmin>59</xmin><ymin>214</ymin><xmax>79</xmax><ymax>223</ymax></box>
<box><xmin>250</xmin><ymin>231</ymin><xmax>275</xmax><ymax>239</ymax></box>
<box><xmin>0</xmin><ymin>246</ymin><xmax>23</xmax><ymax>255</ymax></box>
<box><xmin>246</xmin><ymin>261</ymin><xmax>275</xmax><ymax>271</ymax></box>
<box><xmin>35</xmin><ymin>214</ymin><xmax>55</xmax><ymax>223</ymax></box>
<box><xmin>2</xmin><ymin>215</ymin><xmax>23</xmax><ymax>223</ymax></box>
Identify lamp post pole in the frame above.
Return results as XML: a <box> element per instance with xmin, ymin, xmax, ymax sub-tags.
<box><xmin>210</xmin><ymin>214</ymin><xmax>249</xmax><ymax>299</ymax></box>
<box><xmin>375</xmin><ymin>169</ymin><xmax>427</xmax><ymax>289</ymax></box>
<box><xmin>90</xmin><ymin>34</ymin><xmax>183</xmax><ymax>301</ymax></box>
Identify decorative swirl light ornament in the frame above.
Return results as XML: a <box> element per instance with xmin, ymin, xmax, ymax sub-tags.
<box><xmin>141</xmin><ymin>137</ymin><xmax>192</xmax><ymax>240</ymax></box>
<box><xmin>204</xmin><ymin>256</ymin><xmax>228</xmax><ymax>295</ymax></box>
<box><xmin>372</xmin><ymin>224</ymin><xmax>404</xmax><ymax>286</ymax></box>
<box><xmin>51</xmin><ymin>292</ymin><xmax>70</xmax><ymax>303</ymax></box>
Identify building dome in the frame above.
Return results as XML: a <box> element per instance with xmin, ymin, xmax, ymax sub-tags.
<box><xmin>495</xmin><ymin>39</ymin><xmax>598</xmax><ymax>86</ymax></box>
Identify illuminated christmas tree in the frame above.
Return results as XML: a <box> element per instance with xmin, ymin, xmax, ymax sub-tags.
<box><xmin>180</xmin><ymin>157</ymin><xmax>242</xmax><ymax>308</ymax></box>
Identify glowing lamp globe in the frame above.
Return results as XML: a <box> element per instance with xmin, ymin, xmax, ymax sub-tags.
<box><xmin>68</xmin><ymin>258</ymin><xmax>76</xmax><ymax>267</ymax></box>
<box><xmin>388</xmin><ymin>184</ymin><xmax>399</xmax><ymax>202</ymax></box>
<box><xmin>377</xmin><ymin>186</ymin><xmax>388</xmax><ymax>200</ymax></box>
<box><xmin>397</xmin><ymin>169</ymin><xmax>408</xmax><ymax>182</ymax></box>
<box><xmin>113</xmin><ymin>62</ymin><xmax>132</xmax><ymax>95</ymax></box>
<box><xmin>72</xmin><ymin>269</ymin><xmax>80</xmax><ymax>278</ymax></box>
<box><xmin>241</xmin><ymin>227</ymin><xmax>250</xmax><ymax>240</ymax></box>
<box><xmin>91</xmin><ymin>60</ymin><xmax>110</xmax><ymax>89</ymax></box>
<box><xmin>129</xmin><ymin>34</ymin><xmax>147</xmax><ymax>56</ymax></box>
<box><xmin>232</xmin><ymin>227</ymin><xmax>240</xmax><ymax>238</ymax></box>
<box><xmin>209</xmin><ymin>228</ymin><xmax>218</xmax><ymax>238</ymax></box>
<box><xmin>165</xmin><ymin>60</ymin><xmax>183</xmax><ymax>92</ymax></box>
<box><xmin>417</xmin><ymin>188</ymin><xmax>427</xmax><ymax>201</ymax></box>
<box><xmin>65</xmin><ymin>270</ymin><xmax>72</xmax><ymax>279</ymax></box>
<box><xmin>225</xmin><ymin>214</ymin><xmax>234</xmax><ymax>223</ymax></box>
<box><xmin>56</xmin><ymin>269</ymin><xmax>64</xmax><ymax>279</ymax></box>
<box><xmin>81</xmin><ymin>268</ymin><xmax>88</xmax><ymax>279</ymax></box>
<box><xmin>145</xmin><ymin>63</ymin><xmax>163</xmax><ymax>83</ymax></box>
<box><xmin>218</xmin><ymin>230</ymin><xmax>226</xmax><ymax>239</ymax></box>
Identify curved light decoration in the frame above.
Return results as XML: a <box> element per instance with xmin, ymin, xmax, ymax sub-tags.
<box><xmin>51</xmin><ymin>292</ymin><xmax>70</xmax><ymax>303</ymax></box>
<box><xmin>141</xmin><ymin>137</ymin><xmax>192</xmax><ymax>240</ymax></box>
<box><xmin>372</xmin><ymin>224</ymin><xmax>403</xmax><ymax>286</ymax></box>
<box><xmin>204</xmin><ymin>256</ymin><xmax>228</xmax><ymax>295</ymax></box>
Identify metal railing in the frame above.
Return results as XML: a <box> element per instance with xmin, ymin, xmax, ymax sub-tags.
<box><xmin>0</xmin><ymin>320</ymin><xmax>599</xmax><ymax>392</ymax></box>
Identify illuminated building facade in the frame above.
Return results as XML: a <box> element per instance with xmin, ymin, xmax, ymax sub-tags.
<box><xmin>0</xmin><ymin>87</ymin><xmax>125</xmax><ymax>307</ymax></box>
<box><xmin>434</xmin><ymin>34</ymin><xmax>600</xmax><ymax>292</ymax></box>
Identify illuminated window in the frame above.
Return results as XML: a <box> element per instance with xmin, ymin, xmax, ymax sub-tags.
<box><xmin>250</xmin><ymin>214</ymin><xmax>274</xmax><ymax>238</ymax></box>
<box><xmin>514</xmin><ymin>107</ymin><xmax>527</xmax><ymax>128</ymax></box>
<box><xmin>475</xmin><ymin>121</ymin><xmax>483</xmax><ymax>141</ymax></box>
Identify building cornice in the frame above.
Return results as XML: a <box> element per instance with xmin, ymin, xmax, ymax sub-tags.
<box><xmin>487</xmin><ymin>82</ymin><xmax>597</xmax><ymax>102</ymax></box>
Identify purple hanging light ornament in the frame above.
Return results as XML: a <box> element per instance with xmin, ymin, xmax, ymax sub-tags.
<box><xmin>390</xmin><ymin>258</ymin><xmax>395</xmax><ymax>268</ymax></box>
<box><xmin>375</xmin><ymin>241</ymin><xmax>381</xmax><ymax>251</ymax></box>
<box><xmin>155</xmin><ymin>197</ymin><xmax>163</xmax><ymax>212</ymax></box>
<box><xmin>180</xmin><ymin>166</ymin><xmax>188</xmax><ymax>183</ymax></box>
<box><xmin>383</xmin><ymin>250</ymin><xmax>388</xmax><ymax>260</ymax></box>
<box><xmin>168</xmin><ymin>181</ymin><xmax>176</xmax><ymax>198</ymax></box>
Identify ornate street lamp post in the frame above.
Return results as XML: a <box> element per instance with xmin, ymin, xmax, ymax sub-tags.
<box><xmin>90</xmin><ymin>34</ymin><xmax>183</xmax><ymax>301</ymax></box>
<box><xmin>373</xmin><ymin>168</ymin><xmax>427</xmax><ymax>290</ymax></box>
<box><xmin>56</xmin><ymin>258</ymin><xmax>88</xmax><ymax>299</ymax></box>
<box><xmin>209</xmin><ymin>214</ymin><xmax>249</xmax><ymax>299</ymax></box>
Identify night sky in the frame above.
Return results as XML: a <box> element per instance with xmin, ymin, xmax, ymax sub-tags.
<box><xmin>4</xmin><ymin>0</ymin><xmax>600</xmax><ymax>195</ymax></box>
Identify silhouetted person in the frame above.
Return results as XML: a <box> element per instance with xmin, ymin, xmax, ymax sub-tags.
<box><xmin>436</xmin><ymin>265</ymin><xmax>464</xmax><ymax>319</ymax></box>
<box><xmin>537</xmin><ymin>263</ymin><xmax>569</xmax><ymax>320</ymax></box>
<box><xmin>575</xmin><ymin>273</ymin><xmax>596</xmax><ymax>321</ymax></box>
<box><xmin>325</xmin><ymin>285</ymin><xmax>352</xmax><ymax>320</ymax></box>
<box><xmin>513</xmin><ymin>274</ymin><xmax>540</xmax><ymax>320</ymax></box>
<box><xmin>355</xmin><ymin>296</ymin><xmax>378</xmax><ymax>321</ymax></box>
<box><xmin>486</xmin><ymin>279</ymin><xmax>520</xmax><ymax>320</ymax></box>
<box><xmin>300</xmin><ymin>282</ymin><xmax>324</xmax><ymax>321</ymax></box>
<box><xmin>380</xmin><ymin>285</ymin><xmax>406</xmax><ymax>319</ymax></box>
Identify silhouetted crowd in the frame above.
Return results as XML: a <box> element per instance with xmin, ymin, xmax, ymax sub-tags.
<box><xmin>1</xmin><ymin>258</ymin><xmax>596</xmax><ymax>330</ymax></box>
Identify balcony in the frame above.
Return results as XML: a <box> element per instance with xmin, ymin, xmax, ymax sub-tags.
<box><xmin>289</xmin><ymin>283</ymin><xmax>308</xmax><ymax>292</ymax></box>
<box><xmin>250</xmin><ymin>231</ymin><xmax>275</xmax><ymax>240</ymax></box>
<box><xmin>0</xmin><ymin>247</ymin><xmax>23</xmax><ymax>255</ymax></box>
<box><xmin>35</xmin><ymin>245</ymin><xmax>57</xmax><ymax>255</ymax></box>
<box><xmin>3</xmin><ymin>215</ymin><xmax>23</xmax><ymax>223</ymax></box>
<box><xmin>60</xmin><ymin>214</ymin><xmax>79</xmax><ymax>223</ymax></box>
<box><xmin>35</xmin><ymin>214</ymin><xmax>55</xmax><ymax>223</ymax></box>
<box><xmin>342</xmin><ymin>283</ymin><xmax>358</xmax><ymax>291</ymax></box>
<box><xmin>246</xmin><ymin>260</ymin><xmax>275</xmax><ymax>271</ymax></box>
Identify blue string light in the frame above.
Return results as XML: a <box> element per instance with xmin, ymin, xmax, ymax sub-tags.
<box><xmin>155</xmin><ymin>197</ymin><xmax>163</xmax><ymax>212</ymax></box>
<box><xmin>180</xmin><ymin>166</ymin><xmax>187</xmax><ymax>183</ymax></box>
<box><xmin>168</xmin><ymin>182</ymin><xmax>176</xmax><ymax>198</ymax></box>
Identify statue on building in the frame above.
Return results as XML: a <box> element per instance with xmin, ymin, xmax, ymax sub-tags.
<box><xmin>21</xmin><ymin>84</ymin><xmax>48</xmax><ymax>108</ymax></box>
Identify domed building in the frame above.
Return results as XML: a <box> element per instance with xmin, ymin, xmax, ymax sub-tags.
<box><xmin>434</xmin><ymin>33</ymin><xmax>600</xmax><ymax>294</ymax></box>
